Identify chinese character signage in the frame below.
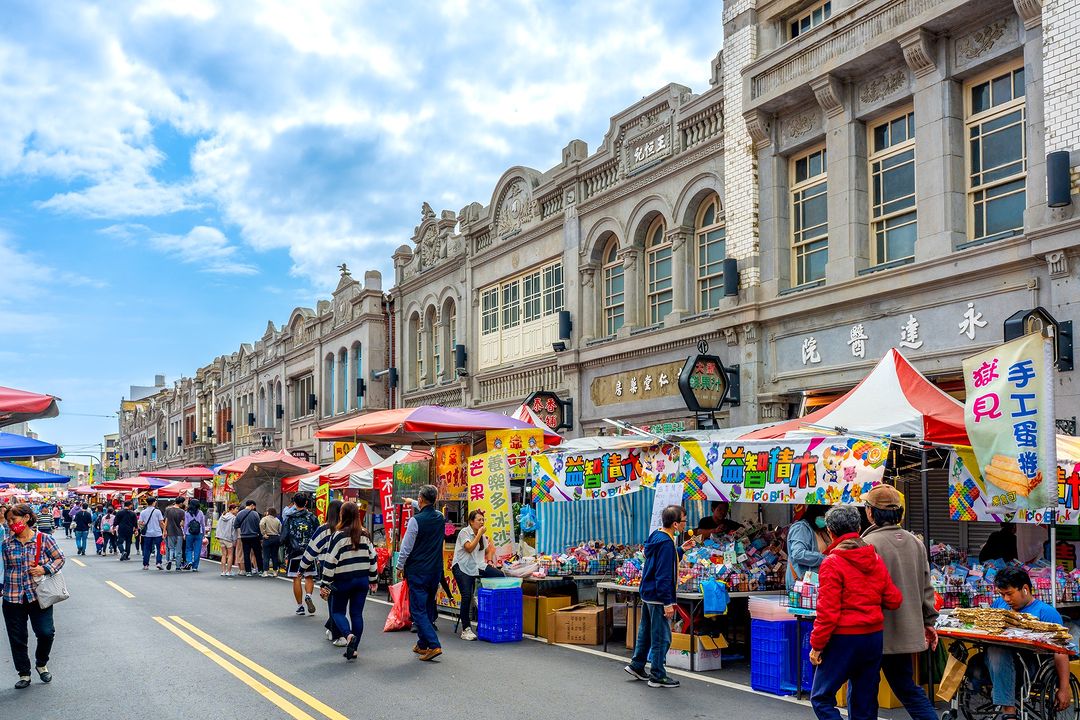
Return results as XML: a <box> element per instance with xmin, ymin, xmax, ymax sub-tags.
<box><xmin>949</xmin><ymin>442</ymin><xmax>1080</xmax><ymax>524</ymax></box>
<box><xmin>314</xmin><ymin>478</ymin><xmax>330</xmax><ymax>523</ymax></box>
<box><xmin>678</xmin><ymin>437</ymin><xmax>888</xmax><ymax>504</ymax></box>
<box><xmin>435</xmin><ymin>444</ymin><xmax>468</xmax><ymax>501</ymax></box>
<box><xmin>590</xmin><ymin>360</ymin><xmax>682</xmax><ymax>406</ymax></box>
<box><xmin>378</xmin><ymin>472</ymin><xmax>396</xmax><ymax>549</ymax></box>
<box><xmin>466</xmin><ymin>450</ymin><xmax>515</xmax><ymax>560</ymax></box>
<box><xmin>393</xmin><ymin>460</ymin><xmax>430</xmax><ymax>502</ymax></box>
<box><xmin>524</xmin><ymin>391</ymin><xmax>573</xmax><ymax>431</ymax></box>
<box><xmin>487</xmin><ymin>429</ymin><xmax>544</xmax><ymax>481</ymax></box>
<box><xmin>529</xmin><ymin>445</ymin><xmax>680</xmax><ymax>502</ymax></box>
<box><xmin>678</xmin><ymin>353</ymin><xmax>731</xmax><ymax>412</ymax></box>
<box><xmin>963</xmin><ymin>333</ymin><xmax>1057</xmax><ymax>511</ymax></box>
<box><xmin>333</xmin><ymin>442</ymin><xmax>356</xmax><ymax>462</ymax></box>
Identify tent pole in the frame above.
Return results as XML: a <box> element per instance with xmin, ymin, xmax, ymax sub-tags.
<box><xmin>1051</xmin><ymin>519</ymin><xmax>1058</xmax><ymax>607</ymax></box>
<box><xmin>920</xmin><ymin>444</ymin><xmax>930</xmax><ymax>559</ymax></box>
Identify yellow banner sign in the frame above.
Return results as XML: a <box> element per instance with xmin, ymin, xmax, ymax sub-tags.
<box><xmin>467</xmin><ymin>450</ymin><xmax>515</xmax><ymax>560</ymax></box>
<box><xmin>435</xmin><ymin>444</ymin><xmax>469</xmax><ymax>501</ymax></box>
<box><xmin>333</xmin><ymin>442</ymin><xmax>356</xmax><ymax>462</ymax></box>
<box><xmin>486</xmin><ymin>429</ymin><xmax>544</xmax><ymax>480</ymax></box>
<box><xmin>315</xmin><ymin>479</ymin><xmax>330</xmax><ymax>523</ymax></box>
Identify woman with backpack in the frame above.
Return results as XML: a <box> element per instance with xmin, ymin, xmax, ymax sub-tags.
<box><xmin>100</xmin><ymin>507</ymin><xmax>117</xmax><ymax>556</ymax></box>
<box><xmin>299</xmin><ymin>500</ymin><xmax>344</xmax><ymax>645</ymax></box>
<box><xmin>91</xmin><ymin>505</ymin><xmax>104</xmax><ymax>555</ymax></box>
<box><xmin>319</xmin><ymin>501</ymin><xmax>377</xmax><ymax>661</ymax></box>
<box><xmin>184</xmin><ymin>500</ymin><xmax>207</xmax><ymax>572</ymax></box>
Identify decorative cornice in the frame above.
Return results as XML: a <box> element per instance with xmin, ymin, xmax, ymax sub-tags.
<box><xmin>1013</xmin><ymin>0</ymin><xmax>1042</xmax><ymax>30</ymax></box>
<box><xmin>810</xmin><ymin>74</ymin><xmax>844</xmax><ymax>119</ymax></box>
<box><xmin>898</xmin><ymin>29</ymin><xmax>937</xmax><ymax>78</ymax></box>
<box><xmin>743</xmin><ymin>109</ymin><xmax>772</xmax><ymax>148</ymax></box>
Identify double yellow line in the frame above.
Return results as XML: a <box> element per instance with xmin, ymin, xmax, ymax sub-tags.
<box><xmin>154</xmin><ymin>616</ymin><xmax>349</xmax><ymax>720</ymax></box>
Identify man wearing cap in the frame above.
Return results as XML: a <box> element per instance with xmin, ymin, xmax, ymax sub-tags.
<box><xmin>861</xmin><ymin>485</ymin><xmax>937</xmax><ymax>720</ymax></box>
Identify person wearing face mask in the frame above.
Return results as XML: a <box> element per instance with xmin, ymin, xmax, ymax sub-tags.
<box><xmin>787</xmin><ymin>504</ymin><xmax>831</xmax><ymax>591</ymax></box>
<box><xmin>2</xmin><ymin>504</ymin><xmax>65</xmax><ymax>689</ymax></box>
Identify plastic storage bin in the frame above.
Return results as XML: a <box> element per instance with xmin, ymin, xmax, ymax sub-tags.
<box><xmin>477</xmin><ymin>587</ymin><xmax>523</xmax><ymax>643</ymax></box>
<box><xmin>800</xmin><ymin>619</ymin><xmax>814</xmax><ymax>692</ymax></box>
<box><xmin>750</xmin><ymin>619</ymin><xmax>797</xmax><ymax>696</ymax></box>
<box><xmin>480</xmin><ymin>577</ymin><xmax>523</xmax><ymax>590</ymax></box>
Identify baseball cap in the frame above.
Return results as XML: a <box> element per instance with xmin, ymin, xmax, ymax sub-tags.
<box><xmin>864</xmin><ymin>484</ymin><xmax>903</xmax><ymax>510</ymax></box>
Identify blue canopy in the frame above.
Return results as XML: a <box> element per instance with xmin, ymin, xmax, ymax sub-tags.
<box><xmin>0</xmin><ymin>432</ymin><xmax>60</xmax><ymax>459</ymax></box>
<box><xmin>0</xmin><ymin>462</ymin><xmax>71</xmax><ymax>484</ymax></box>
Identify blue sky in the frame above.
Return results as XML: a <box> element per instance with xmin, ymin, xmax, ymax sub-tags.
<box><xmin>0</xmin><ymin>0</ymin><xmax>724</xmax><ymax>456</ymax></box>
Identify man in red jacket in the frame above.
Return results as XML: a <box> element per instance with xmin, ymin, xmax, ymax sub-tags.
<box><xmin>809</xmin><ymin>504</ymin><xmax>902</xmax><ymax>720</ymax></box>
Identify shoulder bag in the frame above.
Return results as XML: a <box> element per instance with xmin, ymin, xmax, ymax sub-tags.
<box><xmin>34</xmin><ymin>533</ymin><xmax>70</xmax><ymax>609</ymax></box>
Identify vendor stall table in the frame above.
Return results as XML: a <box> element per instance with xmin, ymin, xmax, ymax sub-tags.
<box><xmin>597</xmin><ymin>581</ymin><xmax>785</xmax><ymax>672</ymax></box>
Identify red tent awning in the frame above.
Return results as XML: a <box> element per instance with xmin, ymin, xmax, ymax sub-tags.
<box><xmin>742</xmin><ymin>348</ymin><xmax>967</xmax><ymax>445</ymax></box>
<box><xmin>0</xmin><ymin>385</ymin><xmax>60</xmax><ymax>427</ymax></box>
<box><xmin>219</xmin><ymin>450</ymin><xmax>319</xmax><ymax>475</ymax></box>
<box><xmin>91</xmin><ymin>476</ymin><xmax>170</xmax><ymax>491</ymax></box>
<box><xmin>139</xmin><ymin>466</ymin><xmax>214</xmax><ymax>479</ymax></box>
<box><xmin>314</xmin><ymin>406</ymin><xmax>560</xmax><ymax>444</ymax></box>
<box><xmin>157</xmin><ymin>481</ymin><xmax>197</xmax><ymax>497</ymax></box>
<box><xmin>282</xmin><ymin>444</ymin><xmax>384</xmax><ymax>493</ymax></box>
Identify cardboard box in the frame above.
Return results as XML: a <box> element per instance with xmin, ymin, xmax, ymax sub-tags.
<box><xmin>547</xmin><ymin>603</ymin><xmax>614</xmax><ymax>645</ymax></box>
<box><xmin>625</xmin><ymin>610</ymin><xmax>728</xmax><ymax>670</ymax></box>
<box><xmin>522</xmin><ymin>594</ymin><xmax>572</xmax><ymax>639</ymax></box>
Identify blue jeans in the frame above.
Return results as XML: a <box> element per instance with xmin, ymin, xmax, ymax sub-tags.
<box><xmin>329</xmin><ymin>576</ymin><xmax>369</xmax><ymax>641</ymax></box>
<box><xmin>166</xmin><ymin>536</ymin><xmax>184</xmax><ymax>567</ymax></box>
<box><xmin>142</xmin><ymin>535</ymin><xmax>163</xmax><ymax>567</ymax></box>
<box><xmin>74</xmin><ymin>530</ymin><xmax>88</xmax><ymax>554</ymax></box>
<box><xmin>811</xmin><ymin>631</ymin><xmax>883</xmax><ymax>720</ymax></box>
<box><xmin>186</xmin><ymin>534</ymin><xmax>204</xmax><ymax>569</ymax></box>
<box><xmin>986</xmin><ymin>646</ymin><xmax>1030</xmax><ymax>706</ymax></box>
<box><xmin>881</xmin><ymin>653</ymin><xmax>938</xmax><ymax>720</ymax></box>
<box><xmin>629</xmin><ymin>602</ymin><xmax>672</xmax><ymax>680</ymax></box>
<box><xmin>407</xmin><ymin>575</ymin><xmax>441</xmax><ymax>650</ymax></box>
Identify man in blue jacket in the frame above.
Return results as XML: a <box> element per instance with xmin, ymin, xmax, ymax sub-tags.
<box><xmin>396</xmin><ymin>485</ymin><xmax>446</xmax><ymax>662</ymax></box>
<box><xmin>625</xmin><ymin>504</ymin><xmax>689</xmax><ymax>688</ymax></box>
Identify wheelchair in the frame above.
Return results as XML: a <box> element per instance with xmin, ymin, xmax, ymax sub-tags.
<box><xmin>939</xmin><ymin>638</ymin><xmax>1080</xmax><ymax>720</ymax></box>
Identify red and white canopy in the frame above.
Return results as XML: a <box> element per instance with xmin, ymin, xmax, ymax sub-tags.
<box><xmin>349</xmin><ymin>447</ymin><xmax>432</xmax><ymax>490</ymax></box>
<box><xmin>282</xmin><ymin>444</ymin><xmax>385</xmax><ymax>493</ymax></box>
<box><xmin>743</xmin><ymin>348</ymin><xmax>967</xmax><ymax>445</ymax></box>
<box><xmin>157</xmin><ymin>481</ymin><xmax>197</xmax><ymax>498</ymax></box>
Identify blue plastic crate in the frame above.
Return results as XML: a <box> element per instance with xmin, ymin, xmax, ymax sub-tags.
<box><xmin>800</xmin><ymin>620</ymin><xmax>814</xmax><ymax>692</ymax></box>
<box><xmin>476</xmin><ymin>587</ymin><xmax>523</xmax><ymax>644</ymax></box>
<box><xmin>750</xmin><ymin>619</ymin><xmax>797</xmax><ymax>696</ymax></box>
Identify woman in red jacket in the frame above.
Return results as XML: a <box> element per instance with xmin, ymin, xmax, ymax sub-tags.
<box><xmin>809</xmin><ymin>504</ymin><xmax>902</xmax><ymax>720</ymax></box>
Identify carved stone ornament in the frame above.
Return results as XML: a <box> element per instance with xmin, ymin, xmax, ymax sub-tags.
<box><xmin>743</xmin><ymin>109</ymin><xmax>772</xmax><ymax>148</ymax></box>
<box><xmin>666</xmin><ymin>229</ymin><xmax>689</xmax><ymax>252</ymax></box>
<box><xmin>810</xmin><ymin>74</ymin><xmax>844</xmax><ymax>119</ymax></box>
<box><xmin>421</xmin><ymin>202</ymin><xmax>436</xmax><ymax>221</ymax></box>
<box><xmin>495</xmin><ymin>180</ymin><xmax>537</xmax><ymax>237</ymax></box>
<box><xmin>419</xmin><ymin>225</ymin><xmax>439</xmax><ymax>268</ymax></box>
<box><xmin>898</xmin><ymin>29</ymin><xmax>937</xmax><ymax>78</ymax></box>
<box><xmin>723</xmin><ymin>327</ymin><xmax>739</xmax><ymax>346</ymax></box>
<box><xmin>956</xmin><ymin>19</ymin><xmax>1008</xmax><ymax>61</ymax></box>
<box><xmin>742</xmin><ymin>323</ymin><xmax>758</xmax><ymax>342</ymax></box>
<box><xmin>580</xmin><ymin>263</ymin><xmax>597</xmax><ymax>288</ymax></box>
<box><xmin>1047</xmin><ymin>251</ymin><xmax>1069</xmax><ymax>278</ymax></box>
<box><xmin>471</xmin><ymin>288</ymin><xmax>480</xmax><ymax>308</ymax></box>
<box><xmin>618</xmin><ymin>247</ymin><xmax>639</xmax><ymax>268</ymax></box>
<box><xmin>759</xmin><ymin>402</ymin><xmax>786</xmax><ymax>421</ymax></box>
<box><xmin>859</xmin><ymin>70</ymin><xmax>907</xmax><ymax>105</ymax></box>
<box><xmin>1012</xmin><ymin>0</ymin><xmax>1042</xmax><ymax>30</ymax></box>
<box><xmin>786</xmin><ymin>112</ymin><xmax>816</xmax><ymax>139</ymax></box>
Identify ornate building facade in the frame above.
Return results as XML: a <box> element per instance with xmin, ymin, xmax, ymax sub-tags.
<box><xmin>118</xmin><ymin>268</ymin><xmax>390</xmax><ymax>475</ymax></box>
<box><xmin>394</xmin><ymin>0</ymin><xmax>1077</xmax><ymax>442</ymax></box>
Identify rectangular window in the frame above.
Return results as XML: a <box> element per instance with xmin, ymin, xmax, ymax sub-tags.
<box><xmin>791</xmin><ymin>146</ymin><xmax>828</xmax><ymax>286</ymax></box>
<box><xmin>501</xmin><ymin>282</ymin><xmax>520</xmax><ymax>329</ymax></box>
<box><xmin>523</xmin><ymin>271</ymin><xmax>542</xmax><ymax>322</ymax></box>
<box><xmin>788</xmin><ymin>0</ymin><xmax>831</xmax><ymax>39</ymax></box>
<box><xmin>416</xmin><ymin>326</ymin><xmax>424</xmax><ymax>384</ymax></box>
<box><xmin>293</xmin><ymin>375</ymin><xmax>313</xmax><ymax>418</ymax></box>
<box><xmin>543</xmin><ymin>264</ymin><xmax>563</xmax><ymax>315</ymax></box>
<box><xmin>869</xmin><ymin>109</ymin><xmax>917</xmax><ymax>264</ymax></box>
<box><xmin>603</xmin><ymin>264</ymin><xmax>625</xmax><ymax>336</ymax></box>
<box><xmin>432</xmin><ymin>326</ymin><xmax>442</xmax><ymax>380</ymax></box>
<box><xmin>481</xmin><ymin>288</ymin><xmax>499</xmax><ymax>335</ymax></box>
<box><xmin>966</xmin><ymin>62</ymin><xmax>1026</xmax><ymax>242</ymax></box>
<box><xmin>697</xmin><ymin>226</ymin><xmax>726</xmax><ymax>310</ymax></box>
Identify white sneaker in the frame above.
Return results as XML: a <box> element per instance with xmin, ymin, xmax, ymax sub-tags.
<box><xmin>325</xmin><ymin>629</ymin><xmax>333</xmax><ymax>641</ymax></box>
<box><xmin>332</xmin><ymin>637</ymin><xmax>349</xmax><ymax>647</ymax></box>
<box><xmin>460</xmin><ymin>627</ymin><xmax>478</xmax><ymax>641</ymax></box>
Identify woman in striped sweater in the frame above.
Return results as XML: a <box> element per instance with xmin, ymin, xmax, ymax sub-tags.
<box><xmin>319</xmin><ymin>502</ymin><xmax>377</xmax><ymax>661</ymax></box>
<box><xmin>299</xmin><ymin>500</ymin><xmax>344</xmax><ymax>645</ymax></box>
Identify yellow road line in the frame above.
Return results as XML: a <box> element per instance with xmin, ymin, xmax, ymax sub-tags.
<box><xmin>70</xmin><ymin>558</ymin><xmax>86</xmax><ymax>568</ymax></box>
<box><xmin>105</xmin><ymin>581</ymin><xmax>134</xmax><ymax>598</ymax></box>
<box><xmin>169</xmin><ymin>616</ymin><xmax>349</xmax><ymax>720</ymax></box>
<box><xmin>153</xmin><ymin>617</ymin><xmax>319</xmax><ymax>720</ymax></box>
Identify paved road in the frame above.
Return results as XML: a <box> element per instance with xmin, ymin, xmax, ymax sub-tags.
<box><xmin>0</xmin><ymin>533</ymin><xmax>826</xmax><ymax>720</ymax></box>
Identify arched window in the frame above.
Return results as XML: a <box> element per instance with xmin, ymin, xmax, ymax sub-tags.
<box><xmin>257</xmin><ymin>388</ymin><xmax>266</xmax><ymax>429</ymax></box>
<box><xmin>275</xmin><ymin>380</ymin><xmax>283</xmax><ymax>430</ymax></box>
<box><xmin>409</xmin><ymin>312</ymin><xmax>423</xmax><ymax>389</ymax></box>
<box><xmin>602</xmin><ymin>237</ymin><xmax>624</xmax><ymax>336</ymax></box>
<box><xmin>645</xmin><ymin>217</ymin><xmax>672</xmax><ymax>324</ymax></box>
<box><xmin>337</xmin><ymin>348</ymin><xmax>348</xmax><ymax>414</ymax></box>
<box><xmin>443</xmin><ymin>299</ymin><xmax>457</xmax><ymax>379</ymax></box>
<box><xmin>426</xmin><ymin>307</ymin><xmax>440</xmax><ymax>382</ymax></box>
<box><xmin>323</xmin><ymin>354</ymin><xmax>335</xmax><ymax>417</ymax></box>
<box><xmin>351</xmin><ymin>342</ymin><xmax>362</xmax><ymax>410</ymax></box>
<box><xmin>696</xmin><ymin>193</ymin><xmax>727</xmax><ymax>311</ymax></box>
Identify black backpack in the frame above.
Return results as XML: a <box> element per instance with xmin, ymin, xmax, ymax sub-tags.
<box><xmin>285</xmin><ymin>510</ymin><xmax>317</xmax><ymax>553</ymax></box>
<box><xmin>187</xmin><ymin>516</ymin><xmax>202</xmax><ymax>535</ymax></box>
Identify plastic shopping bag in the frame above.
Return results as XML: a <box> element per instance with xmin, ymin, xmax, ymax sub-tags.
<box><xmin>383</xmin><ymin>579</ymin><xmax>410</xmax><ymax>632</ymax></box>
<box><xmin>375</xmin><ymin>547</ymin><xmax>390</xmax><ymax>575</ymax></box>
<box><xmin>702</xmin><ymin>578</ymin><xmax>729</xmax><ymax>616</ymax></box>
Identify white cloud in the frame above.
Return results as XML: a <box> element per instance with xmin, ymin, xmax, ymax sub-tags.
<box><xmin>102</xmin><ymin>223</ymin><xmax>258</xmax><ymax>275</ymax></box>
<box><xmin>0</xmin><ymin>1</ymin><xmax>723</xmax><ymax>290</ymax></box>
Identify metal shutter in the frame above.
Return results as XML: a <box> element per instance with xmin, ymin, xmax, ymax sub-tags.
<box><xmin>899</xmin><ymin>469</ymin><xmax>960</xmax><ymax>547</ymax></box>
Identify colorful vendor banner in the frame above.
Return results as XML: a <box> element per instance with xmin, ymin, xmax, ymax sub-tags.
<box><xmin>950</xmin><ymin>437</ymin><xmax>1080</xmax><ymax>524</ymax></box>
<box><xmin>314</xmin><ymin>478</ymin><xmax>330</xmax><ymax>523</ymax></box>
<box><xmin>467</xmin><ymin>450</ymin><xmax>515</xmax><ymax>559</ymax></box>
<box><xmin>678</xmin><ymin>437</ymin><xmax>888</xmax><ymax>504</ymax></box>
<box><xmin>435</xmin><ymin>444</ymin><xmax>469</xmax><ymax>501</ymax></box>
<box><xmin>486</xmin><ymin>429</ymin><xmax>544</xmax><ymax>481</ymax></box>
<box><xmin>529</xmin><ymin>445</ymin><xmax>680</xmax><ymax>502</ymax></box>
<box><xmin>963</xmin><ymin>333</ymin><xmax>1057</xmax><ymax>511</ymax></box>
<box><xmin>378</xmin><ymin>473</ymin><xmax>395</xmax><ymax>550</ymax></box>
